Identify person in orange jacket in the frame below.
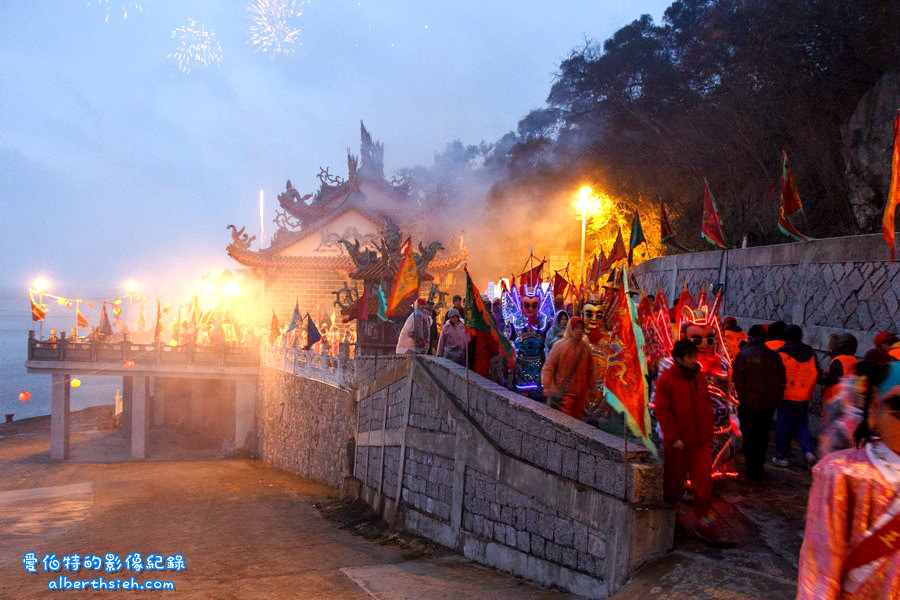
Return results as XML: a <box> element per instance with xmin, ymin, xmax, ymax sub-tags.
<box><xmin>820</xmin><ymin>333</ymin><xmax>858</xmax><ymax>404</ymax></box>
<box><xmin>764</xmin><ymin>320</ymin><xmax>787</xmax><ymax>351</ymax></box>
<box><xmin>772</xmin><ymin>325</ymin><xmax>821</xmax><ymax>468</ymax></box>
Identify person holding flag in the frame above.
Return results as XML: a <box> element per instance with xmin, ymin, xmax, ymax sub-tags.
<box><xmin>395</xmin><ymin>298</ymin><xmax>431</xmax><ymax>355</ymax></box>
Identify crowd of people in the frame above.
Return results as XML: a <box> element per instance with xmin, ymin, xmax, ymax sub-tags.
<box><xmin>394</xmin><ymin>283</ymin><xmax>900</xmax><ymax>596</ymax></box>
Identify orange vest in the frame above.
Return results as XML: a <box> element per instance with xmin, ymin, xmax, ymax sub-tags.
<box><xmin>780</xmin><ymin>353</ymin><xmax>818</xmax><ymax>402</ymax></box>
<box><xmin>822</xmin><ymin>355</ymin><xmax>857</xmax><ymax>403</ymax></box>
<box><xmin>723</xmin><ymin>330</ymin><xmax>747</xmax><ymax>360</ymax></box>
<box><xmin>765</xmin><ymin>340</ymin><xmax>783</xmax><ymax>351</ymax></box>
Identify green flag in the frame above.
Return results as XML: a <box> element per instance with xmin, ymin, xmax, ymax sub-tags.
<box><xmin>628</xmin><ymin>211</ymin><xmax>646</xmax><ymax>266</ymax></box>
<box><xmin>376</xmin><ymin>282</ymin><xmax>389</xmax><ymax>322</ymax></box>
<box><xmin>464</xmin><ymin>268</ymin><xmax>516</xmax><ymax>371</ymax></box>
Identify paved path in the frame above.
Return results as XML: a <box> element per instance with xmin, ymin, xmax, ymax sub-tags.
<box><xmin>0</xmin><ymin>409</ymin><xmax>568</xmax><ymax>599</ymax></box>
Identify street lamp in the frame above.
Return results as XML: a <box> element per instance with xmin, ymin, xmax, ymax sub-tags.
<box><xmin>574</xmin><ymin>186</ymin><xmax>595</xmax><ymax>296</ymax></box>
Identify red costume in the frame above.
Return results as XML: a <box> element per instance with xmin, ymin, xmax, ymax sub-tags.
<box><xmin>653</xmin><ymin>362</ymin><xmax>714</xmax><ymax>513</ymax></box>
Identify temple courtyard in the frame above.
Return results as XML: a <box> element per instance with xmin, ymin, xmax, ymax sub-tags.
<box><xmin>0</xmin><ymin>407</ymin><xmax>803</xmax><ymax>598</ymax></box>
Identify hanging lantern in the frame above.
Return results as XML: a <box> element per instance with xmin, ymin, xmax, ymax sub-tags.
<box><xmin>114</xmin><ymin>298</ymin><xmax>122</xmax><ymax>306</ymax></box>
<box><xmin>57</xmin><ymin>297</ymin><xmax>67</xmax><ymax>306</ymax></box>
<box><xmin>19</xmin><ymin>391</ymin><xmax>31</xmax><ymax>402</ymax></box>
<box><xmin>87</xmin><ymin>301</ymin><xmax>95</xmax><ymax>308</ymax></box>
<box><xmin>70</xmin><ymin>378</ymin><xmax>81</xmax><ymax>388</ymax></box>
<box><xmin>168</xmin><ymin>340</ymin><xmax>178</xmax><ymax>347</ymax></box>
<box><xmin>124</xmin><ymin>360</ymin><xmax>135</xmax><ymax>369</ymax></box>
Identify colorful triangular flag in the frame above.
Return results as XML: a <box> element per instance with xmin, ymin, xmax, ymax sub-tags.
<box><xmin>285</xmin><ymin>299</ymin><xmax>301</xmax><ymax>333</ymax></box>
<box><xmin>269</xmin><ymin>310</ymin><xmax>281</xmax><ymax>345</ymax></box>
<box><xmin>774</xmin><ymin>150</ymin><xmax>814</xmax><ymax>241</ymax></box>
<box><xmin>303</xmin><ymin>314</ymin><xmax>322</xmax><ymax>350</ymax></box>
<box><xmin>660</xmin><ymin>201</ymin><xmax>689</xmax><ymax>252</ymax></box>
<box><xmin>628</xmin><ymin>211</ymin><xmax>646</xmax><ymax>266</ymax></box>
<box><xmin>884</xmin><ymin>110</ymin><xmax>900</xmax><ymax>261</ymax></box>
<box><xmin>701</xmin><ymin>178</ymin><xmax>728</xmax><ymax>248</ymax></box>
<box><xmin>386</xmin><ymin>237</ymin><xmax>419</xmax><ymax>317</ymax></box>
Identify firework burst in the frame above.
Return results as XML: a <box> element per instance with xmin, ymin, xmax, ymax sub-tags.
<box><xmin>247</xmin><ymin>0</ymin><xmax>304</xmax><ymax>58</ymax></box>
<box><xmin>87</xmin><ymin>0</ymin><xmax>143</xmax><ymax>23</ymax></box>
<box><xmin>168</xmin><ymin>19</ymin><xmax>223</xmax><ymax>75</ymax></box>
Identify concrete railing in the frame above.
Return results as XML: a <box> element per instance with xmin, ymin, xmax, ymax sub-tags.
<box><xmin>632</xmin><ymin>234</ymin><xmax>899</xmax><ymax>353</ymax></box>
<box><xmin>348</xmin><ymin>355</ymin><xmax>672</xmax><ymax>599</ymax></box>
<box><xmin>263</xmin><ymin>344</ymin><xmax>356</xmax><ymax>390</ymax></box>
<box><xmin>27</xmin><ymin>331</ymin><xmax>258</xmax><ymax>367</ymax></box>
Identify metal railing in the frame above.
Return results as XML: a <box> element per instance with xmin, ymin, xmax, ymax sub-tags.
<box><xmin>263</xmin><ymin>344</ymin><xmax>356</xmax><ymax>390</ymax></box>
<box><xmin>27</xmin><ymin>331</ymin><xmax>258</xmax><ymax>368</ymax></box>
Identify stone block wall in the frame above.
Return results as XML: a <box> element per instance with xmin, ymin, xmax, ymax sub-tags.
<box><xmin>257</xmin><ymin>366</ymin><xmax>355</xmax><ymax>488</ymax></box>
<box><xmin>632</xmin><ymin>234</ymin><xmax>899</xmax><ymax>353</ymax></box>
<box><xmin>350</xmin><ymin>356</ymin><xmax>673</xmax><ymax>599</ymax></box>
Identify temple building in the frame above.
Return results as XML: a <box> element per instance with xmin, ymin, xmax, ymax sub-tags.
<box><xmin>226</xmin><ymin>122</ymin><xmax>468</xmax><ymax>341</ymax></box>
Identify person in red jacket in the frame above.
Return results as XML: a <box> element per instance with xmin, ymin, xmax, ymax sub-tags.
<box><xmin>654</xmin><ymin>339</ymin><xmax>716</xmax><ymax>534</ymax></box>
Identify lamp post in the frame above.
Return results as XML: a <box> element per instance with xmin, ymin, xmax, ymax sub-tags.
<box><xmin>574</xmin><ymin>186</ymin><xmax>595</xmax><ymax>299</ymax></box>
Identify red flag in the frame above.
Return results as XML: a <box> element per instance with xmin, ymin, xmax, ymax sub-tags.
<box><xmin>674</xmin><ymin>281</ymin><xmax>693</xmax><ymax>333</ymax></box>
<box><xmin>386</xmin><ymin>237</ymin><xmax>419</xmax><ymax>316</ymax></box>
<box><xmin>499</xmin><ymin>278</ymin><xmax>509</xmax><ymax>294</ymax></box>
<box><xmin>701</xmin><ymin>178</ymin><xmax>728</xmax><ymax>248</ymax></box>
<box><xmin>604</xmin><ymin>268</ymin><xmax>657</xmax><ymax>458</ymax></box>
<box><xmin>269</xmin><ymin>310</ymin><xmax>281</xmax><ymax>344</ymax></box>
<box><xmin>77</xmin><ymin>308</ymin><xmax>89</xmax><ymax>329</ymax></box>
<box><xmin>885</xmin><ymin>110</ymin><xmax>900</xmax><ymax>261</ymax></box>
<box><xmin>696</xmin><ymin>284</ymin><xmax>708</xmax><ymax>309</ymax></box>
<box><xmin>552</xmin><ymin>271</ymin><xmax>568</xmax><ymax>297</ymax></box>
<box><xmin>774</xmin><ymin>150</ymin><xmax>814</xmax><ymax>241</ymax></box>
<box><xmin>464</xmin><ymin>267</ymin><xmax>515</xmax><ymax>372</ymax></box>
<box><xmin>31</xmin><ymin>296</ymin><xmax>47</xmax><ymax>322</ymax></box>
<box><xmin>653</xmin><ymin>282</ymin><xmax>669</xmax><ymax>315</ymax></box>
<box><xmin>636</xmin><ymin>289</ymin><xmax>652</xmax><ymax>324</ymax></box>
<box><xmin>519</xmin><ymin>261</ymin><xmax>544</xmax><ymax>294</ymax></box>
<box><xmin>608</xmin><ymin>227</ymin><xmax>627</xmax><ymax>264</ymax></box>
<box><xmin>660</xmin><ymin>201</ymin><xmax>689</xmax><ymax>252</ymax></box>
<box><xmin>597</xmin><ymin>247</ymin><xmax>608</xmax><ymax>275</ymax></box>
<box><xmin>154</xmin><ymin>300</ymin><xmax>163</xmax><ymax>340</ymax></box>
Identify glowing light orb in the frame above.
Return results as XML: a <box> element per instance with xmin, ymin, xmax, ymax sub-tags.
<box><xmin>124</xmin><ymin>279</ymin><xmax>137</xmax><ymax>293</ymax></box>
<box><xmin>88</xmin><ymin>0</ymin><xmax>143</xmax><ymax>23</ymax></box>
<box><xmin>124</xmin><ymin>360</ymin><xmax>135</xmax><ymax>369</ymax></box>
<box><xmin>32</xmin><ymin>276</ymin><xmax>49</xmax><ymax>294</ymax></box>
<box><xmin>169</xmin><ymin>19</ymin><xmax>223</xmax><ymax>74</ymax></box>
<box><xmin>573</xmin><ymin>185</ymin><xmax>614</xmax><ymax>227</ymax></box>
<box><xmin>223</xmin><ymin>280</ymin><xmax>240</xmax><ymax>297</ymax></box>
<box><xmin>19</xmin><ymin>391</ymin><xmax>31</xmax><ymax>402</ymax></box>
<box><xmin>247</xmin><ymin>0</ymin><xmax>303</xmax><ymax>58</ymax></box>
<box><xmin>71</xmin><ymin>379</ymin><xmax>81</xmax><ymax>388</ymax></box>
<box><xmin>168</xmin><ymin>340</ymin><xmax>178</xmax><ymax>347</ymax></box>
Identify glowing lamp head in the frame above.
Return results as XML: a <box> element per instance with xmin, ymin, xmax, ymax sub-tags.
<box><xmin>223</xmin><ymin>280</ymin><xmax>240</xmax><ymax>297</ymax></box>
<box><xmin>19</xmin><ymin>391</ymin><xmax>31</xmax><ymax>402</ymax></box>
<box><xmin>32</xmin><ymin>277</ymin><xmax>49</xmax><ymax>294</ymax></box>
<box><xmin>124</xmin><ymin>279</ymin><xmax>137</xmax><ymax>294</ymax></box>
<box><xmin>70</xmin><ymin>378</ymin><xmax>81</xmax><ymax>388</ymax></box>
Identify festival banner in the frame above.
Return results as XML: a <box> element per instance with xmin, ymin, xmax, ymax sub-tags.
<box><xmin>552</xmin><ymin>270</ymin><xmax>569</xmax><ymax>298</ymax></box>
<box><xmin>653</xmin><ymin>282</ymin><xmax>669</xmax><ymax>315</ymax></box>
<box><xmin>608</xmin><ymin>227</ymin><xmax>627</xmax><ymax>264</ymax></box>
<box><xmin>885</xmin><ymin>110</ymin><xmax>900</xmax><ymax>261</ymax></box>
<box><xmin>660</xmin><ymin>201</ymin><xmax>689</xmax><ymax>252</ymax></box>
<box><xmin>98</xmin><ymin>305</ymin><xmax>113</xmax><ymax>337</ymax></box>
<box><xmin>376</xmin><ymin>282</ymin><xmax>389</xmax><ymax>322</ymax></box>
<box><xmin>303</xmin><ymin>314</ymin><xmax>321</xmax><ymax>350</ymax></box>
<box><xmin>154</xmin><ymin>301</ymin><xmax>163</xmax><ymax>341</ymax></box>
<box><xmin>696</xmin><ymin>283</ymin><xmax>707</xmax><ymax>310</ymax></box>
<box><xmin>285</xmin><ymin>299</ymin><xmax>301</xmax><ymax>333</ymax></box>
<box><xmin>464</xmin><ymin>267</ymin><xmax>515</xmax><ymax>371</ymax></box>
<box><xmin>386</xmin><ymin>237</ymin><xmax>418</xmax><ymax>316</ymax></box>
<box><xmin>269</xmin><ymin>310</ymin><xmax>281</xmax><ymax>345</ymax></box>
<box><xmin>701</xmin><ymin>178</ymin><xmax>728</xmax><ymax>248</ymax></box>
<box><xmin>77</xmin><ymin>308</ymin><xmax>89</xmax><ymax>329</ymax></box>
<box><xmin>628</xmin><ymin>211</ymin><xmax>646</xmax><ymax>265</ymax></box>
<box><xmin>674</xmin><ymin>280</ymin><xmax>693</xmax><ymax>333</ymax></box>
<box><xmin>774</xmin><ymin>150</ymin><xmax>814</xmax><ymax>241</ymax></box>
<box><xmin>31</xmin><ymin>296</ymin><xmax>47</xmax><ymax>322</ymax></box>
<box><xmin>519</xmin><ymin>261</ymin><xmax>544</xmax><ymax>294</ymax></box>
<box><xmin>603</xmin><ymin>268</ymin><xmax>658</xmax><ymax>458</ymax></box>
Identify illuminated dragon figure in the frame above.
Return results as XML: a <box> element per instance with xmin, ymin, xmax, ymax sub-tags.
<box><xmin>502</xmin><ymin>283</ymin><xmax>555</xmax><ymax>397</ymax></box>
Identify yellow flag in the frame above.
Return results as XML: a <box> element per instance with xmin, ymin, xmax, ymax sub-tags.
<box><xmin>386</xmin><ymin>238</ymin><xmax>419</xmax><ymax>317</ymax></box>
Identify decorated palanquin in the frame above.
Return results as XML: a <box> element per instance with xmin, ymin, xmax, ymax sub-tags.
<box><xmin>224</xmin><ymin>122</ymin><xmax>467</xmax><ymax>346</ymax></box>
<box><xmin>502</xmin><ymin>283</ymin><xmax>554</xmax><ymax>397</ymax></box>
<box><xmin>653</xmin><ymin>301</ymin><xmax>741</xmax><ymax>478</ymax></box>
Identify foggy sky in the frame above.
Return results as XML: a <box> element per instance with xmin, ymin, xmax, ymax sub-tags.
<box><xmin>0</xmin><ymin>0</ymin><xmax>670</xmax><ymax>294</ymax></box>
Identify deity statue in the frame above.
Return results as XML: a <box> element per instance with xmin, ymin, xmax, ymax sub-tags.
<box><xmin>502</xmin><ymin>283</ymin><xmax>554</xmax><ymax>398</ymax></box>
<box><xmin>581</xmin><ymin>291</ymin><xmax>617</xmax><ymax>420</ymax></box>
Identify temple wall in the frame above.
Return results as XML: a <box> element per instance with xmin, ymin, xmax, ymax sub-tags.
<box><xmin>256</xmin><ymin>366</ymin><xmax>356</xmax><ymax>488</ymax></box>
<box><xmin>349</xmin><ymin>355</ymin><xmax>672</xmax><ymax>599</ymax></box>
<box><xmin>632</xmin><ymin>234</ymin><xmax>899</xmax><ymax>354</ymax></box>
<box><xmin>263</xmin><ymin>267</ymin><xmax>359</xmax><ymax>334</ymax></box>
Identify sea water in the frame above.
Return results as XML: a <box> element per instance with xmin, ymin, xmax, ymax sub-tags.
<box><xmin>0</xmin><ymin>288</ymin><xmax>120</xmax><ymax>421</ymax></box>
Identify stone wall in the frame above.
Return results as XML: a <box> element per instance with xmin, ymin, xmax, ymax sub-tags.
<box><xmin>349</xmin><ymin>356</ymin><xmax>673</xmax><ymax>599</ymax></box>
<box><xmin>263</xmin><ymin>266</ymin><xmax>359</xmax><ymax>338</ymax></box>
<box><xmin>632</xmin><ymin>234</ymin><xmax>899</xmax><ymax>353</ymax></box>
<box><xmin>257</xmin><ymin>366</ymin><xmax>356</xmax><ymax>488</ymax></box>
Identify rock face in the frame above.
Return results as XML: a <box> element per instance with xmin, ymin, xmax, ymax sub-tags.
<box><xmin>841</xmin><ymin>71</ymin><xmax>900</xmax><ymax>232</ymax></box>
